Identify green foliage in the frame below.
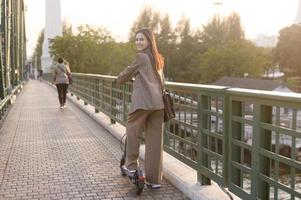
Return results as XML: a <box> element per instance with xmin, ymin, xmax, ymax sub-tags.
<box><xmin>49</xmin><ymin>25</ymin><xmax>135</xmax><ymax>75</ymax></box>
<box><xmin>129</xmin><ymin>6</ymin><xmax>161</xmax><ymax>42</ymax></box>
<box><xmin>273</xmin><ymin>24</ymin><xmax>301</xmax><ymax>77</ymax></box>
<box><xmin>201</xmin><ymin>13</ymin><xmax>244</xmax><ymax>50</ymax></box>
<box><xmin>286</xmin><ymin>77</ymin><xmax>300</xmax><ymax>91</ymax></box>
<box><xmin>225</xmin><ymin>12</ymin><xmax>245</xmax><ymax>42</ymax></box>
<box><xmin>157</xmin><ymin>14</ymin><xmax>177</xmax><ymax>79</ymax></box>
<box><xmin>40</xmin><ymin>7</ymin><xmax>272</xmax><ymax>85</ymax></box>
<box><xmin>169</xmin><ymin>17</ymin><xmax>205</xmax><ymax>82</ymax></box>
<box><xmin>32</xmin><ymin>30</ymin><xmax>44</xmax><ymax>70</ymax></box>
<box><xmin>62</xmin><ymin>21</ymin><xmax>73</xmax><ymax>36</ymax></box>
<box><xmin>128</xmin><ymin>8</ymin><xmax>204</xmax><ymax>82</ymax></box>
<box><xmin>198</xmin><ymin>41</ymin><xmax>268</xmax><ymax>83</ymax></box>
<box><xmin>201</xmin><ymin>15</ymin><xmax>227</xmax><ymax>49</ymax></box>
<box><xmin>197</xmin><ymin>13</ymin><xmax>271</xmax><ymax>83</ymax></box>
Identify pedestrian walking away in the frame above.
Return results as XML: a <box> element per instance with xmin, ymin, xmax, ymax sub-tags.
<box><xmin>117</xmin><ymin>28</ymin><xmax>165</xmax><ymax>190</ymax></box>
<box><xmin>38</xmin><ymin>69</ymin><xmax>43</xmax><ymax>82</ymax></box>
<box><xmin>53</xmin><ymin>57</ymin><xmax>71</xmax><ymax>109</ymax></box>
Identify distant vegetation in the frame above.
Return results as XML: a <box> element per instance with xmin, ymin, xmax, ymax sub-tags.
<box><xmin>32</xmin><ymin>30</ymin><xmax>44</xmax><ymax>70</ymax></box>
<box><xmin>273</xmin><ymin>24</ymin><xmax>301</xmax><ymax>92</ymax></box>
<box><xmin>32</xmin><ymin>6</ymin><xmax>276</xmax><ymax>84</ymax></box>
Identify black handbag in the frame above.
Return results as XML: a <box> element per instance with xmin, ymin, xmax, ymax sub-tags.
<box><xmin>148</xmin><ymin>56</ymin><xmax>175</xmax><ymax>122</ymax></box>
<box><xmin>67</xmin><ymin>74</ymin><xmax>73</xmax><ymax>85</ymax></box>
<box><xmin>162</xmin><ymin>90</ymin><xmax>175</xmax><ymax>122</ymax></box>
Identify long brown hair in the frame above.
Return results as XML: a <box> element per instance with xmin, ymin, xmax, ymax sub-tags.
<box><xmin>136</xmin><ymin>28</ymin><xmax>164</xmax><ymax>71</ymax></box>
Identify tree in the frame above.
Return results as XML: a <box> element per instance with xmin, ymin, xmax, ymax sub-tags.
<box><xmin>200</xmin><ymin>15</ymin><xmax>227</xmax><ymax>50</ymax></box>
<box><xmin>62</xmin><ymin>20</ymin><xmax>73</xmax><ymax>36</ymax></box>
<box><xmin>224</xmin><ymin>12</ymin><xmax>245</xmax><ymax>42</ymax></box>
<box><xmin>273</xmin><ymin>24</ymin><xmax>301</xmax><ymax>87</ymax></box>
<box><xmin>49</xmin><ymin>25</ymin><xmax>135</xmax><ymax>75</ymax></box>
<box><xmin>200</xmin><ymin>13</ymin><xmax>245</xmax><ymax>50</ymax></box>
<box><xmin>169</xmin><ymin>17</ymin><xmax>205</xmax><ymax>82</ymax></box>
<box><xmin>196</xmin><ymin>13</ymin><xmax>271</xmax><ymax>83</ymax></box>
<box><xmin>32</xmin><ymin>30</ymin><xmax>44</xmax><ymax>70</ymax></box>
<box><xmin>157</xmin><ymin>14</ymin><xmax>176</xmax><ymax>79</ymax></box>
<box><xmin>129</xmin><ymin>6</ymin><xmax>161</xmax><ymax>41</ymax></box>
<box><xmin>129</xmin><ymin>7</ymin><xmax>181</xmax><ymax>79</ymax></box>
<box><xmin>198</xmin><ymin>40</ymin><xmax>269</xmax><ymax>83</ymax></box>
<box><xmin>47</xmin><ymin>9</ymin><xmax>272</xmax><ymax>86</ymax></box>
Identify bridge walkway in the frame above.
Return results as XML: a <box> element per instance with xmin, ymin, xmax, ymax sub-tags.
<box><xmin>0</xmin><ymin>80</ymin><xmax>188</xmax><ymax>200</ymax></box>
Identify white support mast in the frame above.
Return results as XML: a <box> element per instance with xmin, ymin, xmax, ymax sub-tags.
<box><xmin>41</xmin><ymin>0</ymin><xmax>62</xmax><ymax>73</ymax></box>
<box><xmin>295</xmin><ymin>0</ymin><xmax>301</xmax><ymax>24</ymax></box>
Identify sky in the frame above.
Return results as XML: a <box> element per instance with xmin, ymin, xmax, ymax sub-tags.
<box><xmin>24</xmin><ymin>0</ymin><xmax>300</xmax><ymax>57</ymax></box>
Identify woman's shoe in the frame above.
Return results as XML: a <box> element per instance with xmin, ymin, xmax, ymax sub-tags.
<box><xmin>121</xmin><ymin>165</ymin><xmax>136</xmax><ymax>177</ymax></box>
<box><xmin>145</xmin><ymin>182</ymin><xmax>161</xmax><ymax>189</ymax></box>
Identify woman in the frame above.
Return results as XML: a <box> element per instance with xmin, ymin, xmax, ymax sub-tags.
<box><xmin>117</xmin><ymin>28</ymin><xmax>165</xmax><ymax>189</ymax></box>
<box><xmin>53</xmin><ymin>57</ymin><xmax>71</xmax><ymax>109</ymax></box>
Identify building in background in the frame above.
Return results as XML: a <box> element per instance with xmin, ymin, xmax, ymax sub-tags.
<box><xmin>213</xmin><ymin>77</ymin><xmax>293</xmax><ymax>93</ymax></box>
<box><xmin>41</xmin><ymin>0</ymin><xmax>62</xmax><ymax>73</ymax></box>
<box><xmin>295</xmin><ymin>0</ymin><xmax>301</xmax><ymax>24</ymax></box>
<box><xmin>252</xmin><ymin>34</ymin><xmax>278</xmax><ymax>48</ymax></box>
<box><xmin>252</xmin><ymin>0</ymin><xmax>301</xmax><ymax>47</ymax></box>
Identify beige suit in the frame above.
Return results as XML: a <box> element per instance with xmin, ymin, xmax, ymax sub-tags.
<box><xmin>117</xmin><ymin>53</ymin><xmax>164</xmax><ymax>113</ymax></box>
<box><xmin>117</xmin><ymin>52</ymin><xmax>164</xmax><ymax>184</ymax></box>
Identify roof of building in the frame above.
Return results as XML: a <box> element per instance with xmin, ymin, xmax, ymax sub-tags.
<box><xmin>212</xmin><ymin>76</ymin><xmax>286</xmax><ymax>91</ymax></box>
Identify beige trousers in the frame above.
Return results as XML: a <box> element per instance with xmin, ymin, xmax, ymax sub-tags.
<box><xmin>125</xmin><ymin>109</ymin><xmax>164</xmax><ymax>184</ymax></box>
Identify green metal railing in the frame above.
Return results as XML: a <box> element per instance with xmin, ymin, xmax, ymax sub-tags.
<box><xmin>45</xmin><ymin>73</ymin><xmax>301</xmax><ymax>199</ymax></box>
<box><xmin>1</xmin><ymin>0</ymin><xmax>27</xmax><ymax>99</ymax></box>
<box><xmin>0</xmin><ymin>82</ymin><xmax>24</xmax><ymax>120</ymax></box>
<box><xmin>227</xmin><ymin>89</ymin><xmax>301</xmax><ymax>200</ymax></box>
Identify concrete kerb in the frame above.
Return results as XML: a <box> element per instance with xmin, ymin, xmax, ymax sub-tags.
<box><xmin>48</xmin><ymin>82</ymin><xmax>240</xmax><ymax>200</ymax></box>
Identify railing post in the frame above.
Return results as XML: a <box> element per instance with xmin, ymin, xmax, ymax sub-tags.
<box><xmin>223</xmin><ymin>92</ymin><xmax>230</xmax><ymax>186</ymax></box>
<box><xmin>84</xmin><ymin>76</ymin><xmax>88</xmax><ymax>106</ymax></box>
<box><xmin>197</xmin><ymin>93</ymin><xmax>202</xmax><ymax>184</ymax></box>
<box><xmin>259</xmin><ymin>105</ymin><xmax>272</xmax><ymax>199</ymax></box>
<box><xmin>122</xmin><ymin>84</ymin><xmax>126</xmax><ymax>122</ymax></box>
<box><xmin>110</xmin><ymin>81</ymin><xmax>116</xmax><ymax>124</ymax></box>
<box><xmin>92</xmin><ymin>78</ymin><xmax>95</xmax><ymax>107</ymax></box>
<box><xmin>231</xmin><ymin>100</ymin><xmax>242</xmax><ymax>187</ymax></box>
<box><xmin>101</xmin><ymin>80</ymin><xmax>105</xmax><ymax>111</ymax></box>
<box><xmin>291</xmin><ymin>109</ymin><xmax>297</xmax><ymax>200</ymax></box>
<box><xmin>198</xmin><ymin>94</ymin><xmax>211</xmax><ymax>185</ymax></box>
<box><xmin>94</xmin><ymin>78</ymin><xmax>99</xmax><ymax>113</ymax></box>
<box><xmin>78</xmin><ymin>76</ymin><xmax>81</xmax><ymax>97</ymax></box>
<box><xmin>252</xmin><ymin>104</ymin><xmax>271</xmax><ymax>199</ymax></box>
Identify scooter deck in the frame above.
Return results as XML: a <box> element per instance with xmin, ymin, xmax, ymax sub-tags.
<box><xmin>120</xmin><ymin>142</ymin><xmax>145</xmax><ymax>195</ymax></box>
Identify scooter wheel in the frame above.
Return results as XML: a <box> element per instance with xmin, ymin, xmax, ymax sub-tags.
<box><xmin>120</xmin><ymin>156</ymin><xmax>126</xmax><ymax>176</ymax></box>
<box><xmin>135</xmin><ymin>169</ymin><xmax>145</xmax><ymax>195</ymax></box>
<box><xmin>136</xmin><ymin>180</ymin><xmax>144</xmax><ymax>195</ymax></box>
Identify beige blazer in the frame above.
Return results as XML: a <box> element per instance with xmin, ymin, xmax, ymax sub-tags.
<box><xmin>53</xmin><ymin>63</ymin><xmax>71</xmax><ymax>84</ymax></box>
<box><xmin>117</xmin><ymin>52</ymin><xmax>164</xmax><ymax>114</ymax></box>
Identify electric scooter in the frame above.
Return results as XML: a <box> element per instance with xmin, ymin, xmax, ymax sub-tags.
<box><xmin>120</xmin><ymin>134</ymin><xmax>145</xmax><ymax>195</ymax></box>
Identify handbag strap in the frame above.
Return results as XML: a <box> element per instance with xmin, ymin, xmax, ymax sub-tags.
<box><xmin>58</xmin><ymin>65</ymin><xmax>68</xmax><ymax>75</ymax></box>
<box><xmin>57</xmin><ymin>65</ymin><xmax>69</xmax><ymax>79</ymax></box>
<box><xmin>146</xmin><ymin>53</ymin><xmax>164</xmax><ymax>94</ymax></box>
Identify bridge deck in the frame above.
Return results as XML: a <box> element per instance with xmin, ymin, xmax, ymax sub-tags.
<box><xmin>0</xmin><ymin>80</ymin><xmax>188</xmax><ymax>200</ymax></box>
